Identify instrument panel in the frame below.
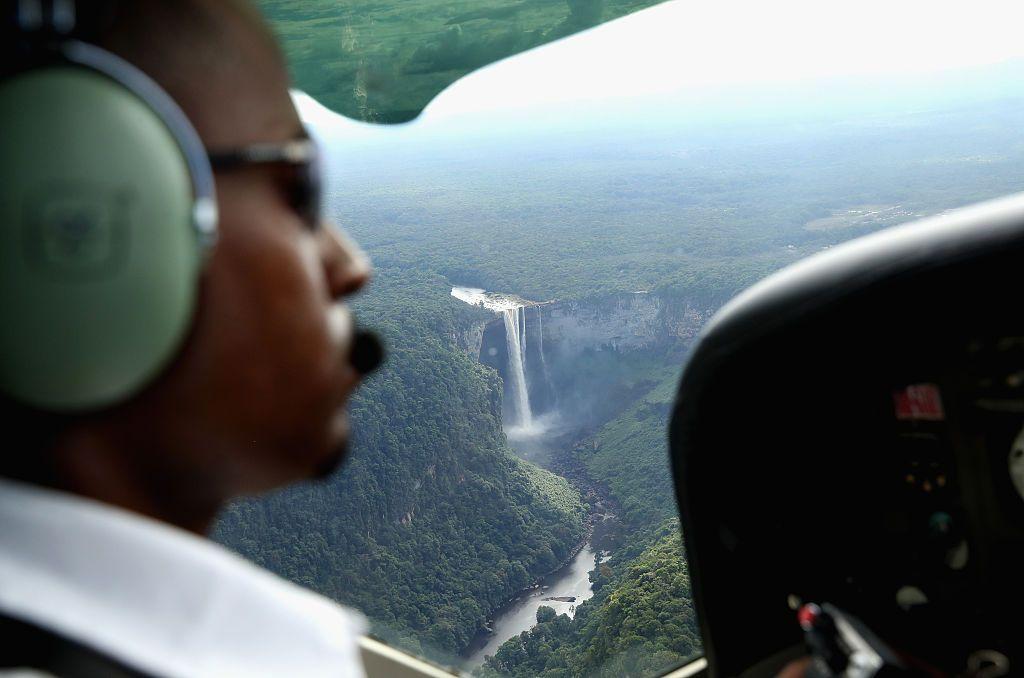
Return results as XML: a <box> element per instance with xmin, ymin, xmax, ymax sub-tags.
<box><xmin>670</xmin><ymin>196</ymin><xmax>1024</xmax><ymax>676</ymax></box>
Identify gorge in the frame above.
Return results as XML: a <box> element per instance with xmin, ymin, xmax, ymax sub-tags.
<box><xmin>450</xmin><ymin>285</ymin><xmax>718</xmax><ymax>665</ymax></box>
<box><xmin>213</xmin><ymin>277</ymin><xmax>719</xmax><ymax>672</ymax></box>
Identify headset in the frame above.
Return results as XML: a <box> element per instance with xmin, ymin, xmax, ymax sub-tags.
<box><xmin>0</xmin><ymin>0</ymin><xmax>217</xmax><ymax>411</ymax></box>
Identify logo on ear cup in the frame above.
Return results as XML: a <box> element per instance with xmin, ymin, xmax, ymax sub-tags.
<box><xmin>23</xmin><ymin>183</ymin><xmax>133</xmax><ymax>280</ymax></box>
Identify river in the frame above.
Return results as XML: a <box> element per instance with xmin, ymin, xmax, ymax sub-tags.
<box><xmin>465</xmin><ymin>542</ymin><xmax>598</xmax><ymax>666</ymax></box>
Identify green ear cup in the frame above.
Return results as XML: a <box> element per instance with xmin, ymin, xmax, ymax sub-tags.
<box><xmin>0</xmin><ymin>66</ymin><xmax>204</xmax><ymax>411</ymax></box>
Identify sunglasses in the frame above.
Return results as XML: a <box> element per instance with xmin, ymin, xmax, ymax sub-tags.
<box><xmin>207</xmin><ymin>130</ymin><xmax>323</xmax><ymax>231</ymax></box>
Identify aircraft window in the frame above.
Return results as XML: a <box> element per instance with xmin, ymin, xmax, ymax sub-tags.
<box><xmin>213</xmin><ymin>0</ymin><xmax>1024</xmax><ymax>676</ymax></box>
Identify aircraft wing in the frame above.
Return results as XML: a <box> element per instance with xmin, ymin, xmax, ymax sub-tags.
<box><xmin>258</xmin><ymin>0</ymin><xmax>670</xmax><ymax>123</ymax></box>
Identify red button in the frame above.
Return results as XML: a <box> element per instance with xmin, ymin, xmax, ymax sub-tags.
<box><xmin>797</xmin><ymin>603</ymin><xmax>821</xmax><ymax>631</ymax></box>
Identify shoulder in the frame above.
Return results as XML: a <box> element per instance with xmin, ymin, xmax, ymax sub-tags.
<box><xmin>0</xmin><ymin>479</ymin><xmax>366</xmax><ymax>678</ymax></box>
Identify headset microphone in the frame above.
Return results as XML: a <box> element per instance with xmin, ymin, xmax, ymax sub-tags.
<box><xmin>350</xmin><ymin>329</ymin><xmax>384</xmax><ymax>376</ymax></box>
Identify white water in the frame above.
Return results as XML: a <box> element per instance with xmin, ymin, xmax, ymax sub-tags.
<box><xmin>452</xmin><ymin>286</ymin><xmax>545</xmax><ymax>433</ymax></box>
<box><xmin>451</xmin><ymin>286</ymin><xmax>528</xmax><ymax>313</ymax></box>
<box><xmin>502</xmin><ymin>306</ymin><xmax>533</xmax><ymax>429</ymax></box>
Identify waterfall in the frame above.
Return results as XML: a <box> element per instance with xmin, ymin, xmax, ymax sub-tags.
<box><xmin>449</xmin><ymin>286</ymin><xmax>547</xmax><ymax>433</ymax></box>
<box><xmin>502</xmin><ymin>306</ymin><xmax>533</xmax><ymax>428</ymax></box>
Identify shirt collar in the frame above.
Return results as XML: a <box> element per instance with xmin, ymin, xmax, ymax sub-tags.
<box><xmin>0</xmin><ymin>478</ymin><xmax>365</xmax><ymax>678</ymax></box>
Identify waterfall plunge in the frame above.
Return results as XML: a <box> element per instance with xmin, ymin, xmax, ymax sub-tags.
<box><xmin>502</xmin><ymin>306</ymin><xmax>533</xmax><ymax>429</ymax></box>
<box><xmin>450</xmin><ymin>286</ymin><xmax>557</xmax><ymax>439</ymax></box>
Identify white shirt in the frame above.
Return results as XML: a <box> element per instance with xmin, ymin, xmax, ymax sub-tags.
<box><xmin>0</xmin><ymin>478</ymin><xmax>366</xmax><ymax>677</ymax></box>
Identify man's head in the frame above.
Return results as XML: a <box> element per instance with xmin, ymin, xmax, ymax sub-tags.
<box><xmin>1</xmin><ymin>0</ymin><xmax>372</xmax><ymax>531</ymax></box>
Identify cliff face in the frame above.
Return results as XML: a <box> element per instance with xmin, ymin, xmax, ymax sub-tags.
<box><xmin>472</xmin><ymin>291</ymin><xmax>720</xmax><ymax>363</ymax></box>
<box><xmin>463</xmin><ymin>291</ymin><xmax>723</xmax><ymax>425</ymax></box>
<box><xmin>539</xmin><ymin>292</ymin><xmax>716</xmax><ymax>352</ymax></box>
<box><xmin>454</xmin><ymin>322</ymin><xmax>486</xmax><ymax>359</ymax></box>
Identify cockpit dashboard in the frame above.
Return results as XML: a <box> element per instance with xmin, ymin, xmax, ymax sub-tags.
<box><xmin>670</xmin><ymin>194</ymin><xmax>1024</xmax><ymax>676</ymax></box>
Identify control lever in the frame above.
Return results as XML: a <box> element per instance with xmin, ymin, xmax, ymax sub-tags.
<box><xmin>797</xmin><ymin>603</ymin><xmax>911</xmax><ymax>678</ymax></box>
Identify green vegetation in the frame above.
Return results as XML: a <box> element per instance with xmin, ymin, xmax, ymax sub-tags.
<box><xmin>257</xmin><ymin>0</ymin><xmax>667</xmax><ymax>122</ymax></box>
<box><xmin>480</xmin><ymin>529</ymin><xmax>699</xmax><ymax>677</ymax></box>
<box><xmin>331</xmin><ymin>99</ymin><xmax>1024</xmax><ymax>302</ymax></box>
<box><xmin>214</xmin><ymin>270</ymin><xmax>586</xmax><ymax>661</ymax></box>
<box><xmin>479</xmin><ymin>363</ymin><xmax>696</xmax><ymax>677</ymax></box>
<box><xmin>585</xmin><ymin>368</ymin><xmax>682</xmax><ymax>528</ymax></box>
